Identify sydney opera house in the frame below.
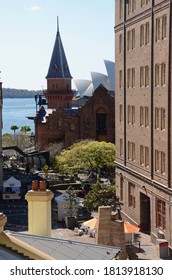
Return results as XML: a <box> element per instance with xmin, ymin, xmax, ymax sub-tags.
<box><xmin>73</xmin><ymin>60</ymin><xmax>115</xmax><ymax>97</ymax></box>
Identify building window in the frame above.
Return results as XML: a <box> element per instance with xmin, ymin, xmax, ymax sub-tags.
<box><xmin>145</xmin><ymin>65</ymin><xmax>149</xmax><ymax>87</ymax></box>
<box><xmin>145</xmin><ymin>106</ymin><xmax>149</xmax><ymax>127</ymax></box>
<box><xmin>162</xmin><ymin>15</ymin><xmax>167</xmax><ymax>39</ymax></box>
<box><xmin>127</xmin><ymin>68</ymin><xmax>131</xmax><ymax>88</ymax></box>
<box><xmin>145</xmin><ymin>146</ymin><xmax>149</xmax><ymax>167</ymax></box>
<box><xmin>140</xmin><ymin>25</ymin><xmax>144</xmax><ymax>46</ymax></box>
<box><xmin>140</xmin><ymin>106</ymin><xmax>144</xmax><ymax>126</ymax></box>
<box><xmin>128</xmin><ymin>105</ymin><xmax>131</xmax><ymax>124</ymax></box>
<box><xmin>96</xmin><ymin>113</ymin><xmax>107</xmax><ymax>134</ymax></box>
<box><xmin>155</xmin><ymin>64</ymin><xmax>160</xmax><ymax>86</ymax></box>
<box><xmin>140</xmin><ymin>145</ymin><xmax>149</xmax><ymax>167</ymax></box>
<box><xmin>161</xmin><ymin>108</ymin><xmax>165</xmax><ymax>130</ymax></box>
<box><xmin>127</xmin><ymin>30</ymin><xmax>131</xmax><ymax>51</ymax></box>
<box><xmin>155</xmin><ymin>17</ymin><xmax>161</xmax><ymax>42</ymax></box>
<box><xmin>140</xmin><ymin>145</ymin><xmax>144</xmax><ymax>165</ymax></box>
<box><xmin>140</xmin><ymin>22</ymin><xmax>149</xmax><ymax>46</ymax></box>
<box><xmin>120</xmin><ymin>138</ymin><xmax>123</xmax><ymax>156</ymax></box>
<box><xmin>132</xmin><ymin>142</ymin><xmax>135</xmax><ymax>161</ymax></box>
<box><xmin>132</xmin><ymin>29</ymin><xmax>135</xmax><ymax>49</ymax></box>
<box><xmin>155</xmin><ymin>107</ymin><xmax>165</xmax><ymax>130</ymax></box>
<box><xmin>127</xmin><ymin>29</ymin><xmax>135</xmax><ymax>51</ymax></box>
<box><xmin>132</xmin><ymin>105</ymin><xmax>135</xmax><ymax>124</ymax></box>
<box><xmin>119</xmin><ymin>34</ymin><xmax>123</xmax><ymax>53</ymax></box>
<box><xmin>119</xmin><ymin>0</ymin><xmax>123</xmax><ymax>19</ymax></box>
<box><xmin>127</xmin><ymin>68</ymin><xmax>135</xmax><ymax>88</ymax></box>
<box><xmin>161</xmin><ymin>152</ymin><xmax>166</xmax><ymax>174</ymax></box>
<box><xmin>161</xmin><ymin>63</ymin><xmax>166</xmax><ymax>86</ymax></box>
<box><xmin>145</xmin><ymin>22</ymin><xmax>150</xmax><ymax>45</ymax></box>
<box><xmin>128</xmin><ymin>0</ymin><xmax>132</xmax><ymax>15</ymax></box>
<box><xmin>128</xmin><ymin>105</ymin><xmax>135</xmax><ymax>125</ymax></box>
<box><xmin>155</xmin><ymin>107</ymin><xmax>160</xmax><ymax>129</ymax></box>
<box><xmin>132</xmin><ymin>68</ymin><xmax>135</xmax><ymax>87</ymax></box>
<box><xmin>140</xmin><ymin>66</ymin><xmax>149</xmax><ymax>87</ymax></box>
<box><xmin>156</xmin><ymin>199</ymin><xmax>166</xmax><ymax>230</ymax></box>
<box><xmin>120</xmin><ymin>175</ymin><xmax>123</xmax><ymax>201</ymax></box>
<box><xmin>128</xmin><ymin>141</ymin><xmax>135</xmax><ymax>161</ymax></box>
<box><xmin>140</xmin><ymin>66</ymin><xmax>144</xmax><ymax>87</ymax></box>
<box><xmin>155</xmin><ymin>150</ymin><xmax>160</xmax><ymax>172</ymax></box>
<box><xmin>119</xmin><ymin>70</ymin><xmax>123</xmax><ymax>88</ymax></box>
<box><xmin>128</xmin><ymin>141</ymin><xmax>132</xmax><ymax>160</ymax></box>
<box><xmin>141</xmin><ymin>0</ymin><xmax>145</xmax><ymax>7</ymax></box>
<box><xmin>128</xmin><ymin>182</ymin><xmax>135</xmax><ymax>208</ymax></box>
<box><xmin>119</xmin><ymin>104</ymin><xmax>123</xmax><ymax>122</ymax></box>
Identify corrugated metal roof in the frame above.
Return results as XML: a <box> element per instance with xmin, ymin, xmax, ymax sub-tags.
<box><xmin>10</xmin><ymin>232</ymin><xmax>121</xmax><ymax>260</ymax></box>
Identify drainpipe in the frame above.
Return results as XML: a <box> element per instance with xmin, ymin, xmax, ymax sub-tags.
<box><xmin>123</xmin><ymin>0</ymin><xmax>127</xmax><ymax>166</ymax></box>
<box><xmin>150</xmin><ymin>0</ymin><xmax>154</xmax><ymax>179</ymax></box>
<box><xmin>168</xmin><ymin>0</ymin><xmax>172</xmax><ymax>249</ymax></box>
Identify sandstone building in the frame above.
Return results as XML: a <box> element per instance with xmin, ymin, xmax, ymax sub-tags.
<box><xmin>115</xmin><ymin>0</ymin><xmax>172</xmax><ymax>254</ymax></box>
<box><xmin>34</xmin><ymin>21</ymin><xmax>115</xmax><ymax>150</ymax></box>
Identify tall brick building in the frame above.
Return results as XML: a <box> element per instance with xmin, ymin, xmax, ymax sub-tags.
<box><xmin>115</xmin><ymin>0</ymin><xmax>172</xmax><ymax>253</ymax></box>
<box><xmin>34</xmin><ymin>21</ymin><xmax>115</xmax><ymax>150</ymax></box>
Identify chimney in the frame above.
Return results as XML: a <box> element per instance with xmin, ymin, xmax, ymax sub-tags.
<box><xmin>25</xmin><ymin>181</ymin><xmax>54</xmax><ymax>236</ymax></box>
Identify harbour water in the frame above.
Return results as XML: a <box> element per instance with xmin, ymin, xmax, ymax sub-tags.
<box><xmin>2</xmin><ymin>98</ymin><xmax>36</xmax><ymax>134</ymax></box>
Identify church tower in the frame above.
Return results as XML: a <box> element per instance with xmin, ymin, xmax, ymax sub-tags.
<box><xmin>45</xmin><ymin>18</ymin><xmax>73</xmax><ymax>109</ymax></box>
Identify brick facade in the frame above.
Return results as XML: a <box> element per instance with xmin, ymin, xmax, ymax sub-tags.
<box><xmin>115</xmin><ymin>0</ymin><xmax>172</xmax><ymax>253</ymax></box>
<box><xmin>35</xmin><ymin>85</ymin><xmax>115</xmax><ymax>150</ymax></box>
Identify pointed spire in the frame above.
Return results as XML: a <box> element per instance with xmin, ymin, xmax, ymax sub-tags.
<box><xmin>46</xmin><ymin>18</ymin><xmax>72</xmax><ymax>79</ymax></box>
<box><xmin>57</xmin><ymin>16</ymin><xmax>59</xmax><ymax>33</ymax></box>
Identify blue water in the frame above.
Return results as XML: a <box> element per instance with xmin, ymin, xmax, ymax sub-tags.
<box><xmin>2</xmin><ymin>98</ymin><xmax>36</xmax><ymax>134</ymax></box>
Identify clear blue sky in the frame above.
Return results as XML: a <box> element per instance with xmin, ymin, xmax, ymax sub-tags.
<box><xmin>0</xmin><ymin>0</ymin><xmax>115</xmax><ymax>90</ymax></box>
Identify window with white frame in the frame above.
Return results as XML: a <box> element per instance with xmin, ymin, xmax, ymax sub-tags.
<box><xmin>156</xmin><ymin>199</ymin><xmax>166</xmax><ymax>230</ymax></box>
<box><xmin>128</xmin><ymin>182</ymin><xmax>135</xmax><ymax>208</ymax></box>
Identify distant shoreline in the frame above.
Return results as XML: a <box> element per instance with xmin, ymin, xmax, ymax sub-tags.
<box><xmin>3</xmin><ymin>88</ymin><xmax>42</xmax><ymax>99</ymax></box>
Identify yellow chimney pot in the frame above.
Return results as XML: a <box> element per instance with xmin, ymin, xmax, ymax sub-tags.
<box><xmin>25</xmin><ymin>189</ymin><xmax>54</xmax><ymax>237</ymax></box>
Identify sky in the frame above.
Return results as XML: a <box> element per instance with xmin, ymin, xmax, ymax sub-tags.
<box><xmin>0</xmin><ymin>0</ymin><xmax>115</xmax><ymax>91</ymax></box>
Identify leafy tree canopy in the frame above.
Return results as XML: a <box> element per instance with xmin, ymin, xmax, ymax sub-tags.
<box><xmin>55</xmin><ymin>140</ymin><xmax>115</xmax><ymax>175</ymax></box>
<box><xmin>11</xmin><ymin>125</ymin><xmax>19</xmax><ymax>134</ymax></box>
<box><xmin>83</xmin><ymin>183</ymin><xmax>116</xmax><ymax>212</ymax></box>
<box><xmin>20</xmin><ymin>126</ymin><xmax>31</xmax><ymax>134</ymax></box>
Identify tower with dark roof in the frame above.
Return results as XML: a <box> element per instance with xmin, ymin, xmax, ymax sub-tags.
<box><xmin>45</xmin><ymin>18</ymin><xmax>74</xmax><ymax>109</ymax></box>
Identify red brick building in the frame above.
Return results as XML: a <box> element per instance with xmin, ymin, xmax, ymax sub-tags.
<box><xmin>115</xmin><ymin>0</ymin><xmax>172</xmax><ymax>254</ymax></box>
<box><xmin>34</xmin><ymin>21</ymin><xmax>115</xmax><ymax>150</ymax></box>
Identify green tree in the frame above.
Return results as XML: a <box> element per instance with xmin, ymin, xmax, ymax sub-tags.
<box><xmin>83</xmin><ymin>183</ymin><xmax>117</xmax><ymax>212</ymax></box>
<box><xmin>55</xmin><ymin>140</ymin><xmax>115</xmax><ymax>175</ymax></box>
<box><xmin>20</xmin><ymin>125</ymin><xmax>31</xmax><ymax>134</ymax></box>
<box><xmin>11</xmin><ymin>125</ymin><xmax>19</xmax><ymax>134</ymax></box>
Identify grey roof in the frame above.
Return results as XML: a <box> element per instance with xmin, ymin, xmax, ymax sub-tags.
<box><xmin>46</xmin><ymin>20</ymin><xmax>72</xmax><ymax>79</ymax></box>
<box><xmin>0</xmin><ymin>246</ymin><xmax>25</xmax><ymax>260</ymax></box>
<box><xmin>10</xmin><ymin>232</ymin><xmax>121</xmax><ymax>260</ymax></box>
